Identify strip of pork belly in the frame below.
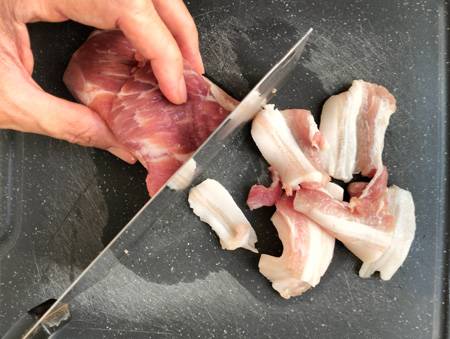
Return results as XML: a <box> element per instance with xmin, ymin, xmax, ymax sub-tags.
<box><xmin>188</xmin><ymin>179</ymin><xmax>258</xmax><ymax>253</ymax></box>
<box><xmin>259</xmin><ymin>195</ymin><xmax>335</xmax><ymax>299</ymax></box>
<box><xmin>358</xmin><ymin>185</ymin><xmax>416</xmax><ymax>280</ymax></box>
<box><xmin>64</xmin><ymin>30</ymin><xmax>237</xmax><ymax>196</ymax></box>
<box><xmin>294</xmin><ymin>168</ymin><xmax>394</xmax><ymax>265</ymax></box>
<box><xmin>319</xmin><ymin>80</ymin><xmax>396</xmax><ymax>181</ymax></box>
<box><xmin>319</xmin><ymin>84</ymin><xmax>361</xmax><ymax>182</ymax></box>
<box><xmin>354</xmin><ymin>81</ymin><xmax>396</xmax><ymax>177</ymax></box>
<box><xmin>251</xmin><ymin>105</ymin><xmax>329</xmax><ymax>195</ymax></box>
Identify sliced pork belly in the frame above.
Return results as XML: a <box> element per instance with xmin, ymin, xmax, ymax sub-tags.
<box><xmin>247</xmin><ymin>168</ymin><xmax>282</xmax><ymax>210</ymax></box>
<box><xmin>320</xmin><ymin>80</ymin><xmax>396</xmax><ymax>181</ymax></box>
<box><xmin>64</xmin><ymin>30</ymin><xmax>237</xmax><ymax>196</ymax></box>
<box><xmin>251</xmin><ymin>105</ymin><xmax>329</xmax><ymax>195</ymax></box>
<box><xmin>189</xmin><ymin>179</ymin><xmax>258</xmax><ymax>253</ymax></box>
<box><xmin>294</xmin><ymin>168</ymin><xmax>415</xmax><ymax>279</ymax></box>
<box><xmin>358</xmin><ymin>186</ymin><xmax>416</xmax><ymax>280</ymax></box>
<box><xmin>259</xmin><ymin>195</ymin><xmax>335</xmax><ymax>299</ymax></box>
<box><xmin>354</xmin><ymin>81</ymin><xmax>396</xmax><ymax>176</ymax></box>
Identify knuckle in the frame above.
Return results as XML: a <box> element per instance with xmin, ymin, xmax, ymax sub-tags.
<box><xmin>60</xmin><ymin>119</ymin><xmax>97</xmax><ymax>147</ymax></box>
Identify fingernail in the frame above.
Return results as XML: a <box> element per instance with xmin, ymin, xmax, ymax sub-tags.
<box><xmin>109</xmin><ymin>146</ymin><xmax>136</xmax><ymax>164</ymax></box>
<box><xmin>177</xmin><ymin>76</ymin><xmax>187</xmax><ymax>104</ymax></box>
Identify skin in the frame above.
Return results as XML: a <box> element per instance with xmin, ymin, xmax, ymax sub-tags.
<box><xmin>0</xmin><ymin>0</ymin><xmax>204</xmax><ymax>163</ymax></box>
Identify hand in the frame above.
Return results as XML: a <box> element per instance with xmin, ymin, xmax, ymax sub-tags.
<box><xmin>0</xmin><ymin>0</ymin><xmax>203</xmax><ymax>163</ymax></box>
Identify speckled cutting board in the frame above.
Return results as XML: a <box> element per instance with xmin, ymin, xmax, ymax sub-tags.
<box><xmin>0</xmin><ymin>0</ymin><xmax>448</xmax><ymax>338</ymax></box>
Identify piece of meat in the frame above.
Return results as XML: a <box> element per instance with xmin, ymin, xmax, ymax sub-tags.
<box><xmin>321</xmin><ymin>182</ymin><xmax>345</xmax><ymax>201</ymax></box>
<box><xmin>347</xmin><ymin>181</ymin><xmax>369</xmax><ymax>198</ymax></box>
<box><xmin>294</xmin><ymin>168</ymin><xmax>392</xmax><ymax>264</ymax></box>
<box><xmin>188</xmin><ymin>179</ymin><xmax>258</xmax><ymax>253</ymax></box>
<box><xmin>294</xmin><ymin>167</ymin><xmax>415</xmax><ymax>279</ymax></box>
<box><xmin>319</xmin><ymin>80</ymin><xmax>396</xmax><ymax>181</ymax></box>
<box><xmin>251</xmin><ymin>105</ymin><xmax>329</xmax><ymax>195</ymax></box>
<box><xmin>64</xmin><ymin>30</ymin><xmax>237</xmax><ymax>196</ymax></box>
<box><xmin>247</xmin><ymin>168</ymin><xmax>282</xmax><ymax>210</ymax></box>
<box><xmin>354</xmin><ymin>81</ymin><xmax>396</xmax><ymax>176</ymax></box>
<box><xmin>259</xmin><ymin>195</ymin><xmax>335</xmax><ymax>299</ymax></box>
<box><xmin>359</xmin><ymin>185</ymin><xmax>416</xmax><ymax>280</ymax></box>
<box><xmin>282</xmin><ymin>109</ymin><xmax>328</xmax><ymax>154</ymax></box>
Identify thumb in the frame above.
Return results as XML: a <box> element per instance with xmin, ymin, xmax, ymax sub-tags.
<box><xmin>19</xmin><ymin>86</ymin><xmax>136</xmax><ymax>164</ymax></box>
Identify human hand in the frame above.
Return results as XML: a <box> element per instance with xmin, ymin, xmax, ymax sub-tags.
<box><xmin>0</xmin><ymin>0</ymin><xmax>203</xmax><ymax>163</ymax></box>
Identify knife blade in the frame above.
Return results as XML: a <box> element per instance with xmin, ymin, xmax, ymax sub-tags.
<box><xmin>23</xmin><ymin>28</ymin><xmax>312</xmax><ymax>338</ymax></box>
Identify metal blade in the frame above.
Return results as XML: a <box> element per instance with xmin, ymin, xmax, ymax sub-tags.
<box><xmin>23</xmin><ymin>28</ymin><xmax>312</xmax><ymax>338</ymax></box>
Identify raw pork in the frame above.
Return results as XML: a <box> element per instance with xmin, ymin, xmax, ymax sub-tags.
<box><xmin>294</xmin><ymin>168</ymin><xmax>416</xmax><ymax>279</ymax></box>
<box><xmin>319</xmin><ymin>80</ymin><xmax>396</xmax><ymax>181</ymax></box>
<box><xmin>188</xmin><ymin>179</ymin><xmax>258</xmax><ymax>253</ymax></box>
<box><xmin>64</xmin><ymin>30</ymin><xmax>237</xmax><ymax>196</ymax></box>
<box><xmin>251</xmin><ymin>105</ymin><xmax>329</xmax><ymax>195</ymax></box>
<box><xmin>246</xmin><ymin>168</ymin><xmax>282</xmax><ymax>210</ymax></box>
<box><xmin>259</xmin><ymin>195</ymin><xmax>335</xmax><ymax>299</ymax></box>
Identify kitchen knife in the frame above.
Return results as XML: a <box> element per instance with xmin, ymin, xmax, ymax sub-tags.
<box><xmin>22</xmin><ymin>28</ymin><xmax>313</xmax><ymax>338</ymax></box>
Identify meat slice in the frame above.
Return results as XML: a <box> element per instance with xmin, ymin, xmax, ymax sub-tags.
<box><xmin>246</xmin><ymin>168</ymin><xmax>282</xmax><ymax>210</ymax></box>
<box><xmin>259</xmin><ymin>195</ymin><xmax>335</xmax><ymax>299</ymax></box>
<box><xmin>294</xmin><ymin>168</ymin><xmax>416</xmax><ymax>279</ymax></box>
<box><xmin>64</xmin><ymin>30</ymin><xmax>237</xmax><ymax>196</ymax></box>
<box><xmin>63</xmin><ymin>30</ymin><xmax>136</xmax><ymax>114</ymax></box>
<box><xmin>354</xmin><ymin>81</ymin><xmax>396</xmax><ymax>177</ymax></box>
<box><xmin>320</xmin><ymin>80</ymin><xmax>396</xmax><ymax>181</ymax></box>
<box><xmin>347</xmin><ymin>181</ymin><xmax>369</xmax><ymax>198</ymax></box>
<box><xmin>251</xmin><ymin>105</ymin><xmax>329</xmax><ymax>195</ymax></box>
<box><xmin>359</xmin><ymin>185</ymin><xmax>416</xmax><ymax>280</ymax></box>
<box><xmin>188</xmin><ymin>179</ymin><xmax>258</xmax><ymax>253</ymax></box>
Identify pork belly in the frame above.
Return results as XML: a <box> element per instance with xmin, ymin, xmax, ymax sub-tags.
<box><xmin>189</xmin><ymin>179</ymin><xmax>258</xmax><ymax>253</ymax></box>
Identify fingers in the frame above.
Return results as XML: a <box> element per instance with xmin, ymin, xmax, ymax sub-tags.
<box><xmin>35</xmin><ymin>92</ymin><xmax>136</xmax><ymax>163</ymax></box>
<box><xmin>152</xmin><ymin>0</ymin><xmax>204</xmax><ymax>74</ymax></box>
<box><xmin>24</xmin><ymin>0</ymin><xmax>201</xmax><ymax>104</ymax></box>
<box><xmin>6</xmin><ymin>79</ymin><xmax>136</xmax><ymax>163</ymax></box>
<box><xmin>116</xmin><ymin>1</ymin><xmax>187</xmax><ymax>104</ymax></box>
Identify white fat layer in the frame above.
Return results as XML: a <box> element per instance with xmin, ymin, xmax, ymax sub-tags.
<box><xmin>188</xmin><ymin>179</ymin><xmax>258</xmax><ymax>253</ymax></box>
<box><xmin>359</xmin><ymin>186</ymin><xmax>416</xmax><ymax>280</ymax></box>
<box><xmin>354</xmin><ymin>92</ymin><xmax>395</xmax><ymax>174</ymax></box>
<box><xmin>323</xmin><ymin>182</ymin><xmax>344</xmax><ymax>201</ymax></box>
<box><xmin>167</xmin><ymin>159</ymin><xmax>197</xmax><ymax>191</ymax></box>
<box><xmin>252</xmin><ymin>105</ymin><xmax>324</xmax><ymax>191</ymax></box>
<box><xmin>319</xmin><ymin>83</ymin><xmax>363</xmax><ymax>182</ymax></box>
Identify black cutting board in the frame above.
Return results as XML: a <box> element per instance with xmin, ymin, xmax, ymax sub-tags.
<box><xmin>0</xmin><ymin>0</ymin><xmax>448</xmax><ymax>338</ymax></box>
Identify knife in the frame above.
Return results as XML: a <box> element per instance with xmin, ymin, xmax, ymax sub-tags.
<box><xmin>22</xmin><ymin>28</ymin><xmax>313</xmax><ymax>338</ymax></box>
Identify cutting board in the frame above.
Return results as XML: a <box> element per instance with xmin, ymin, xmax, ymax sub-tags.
<box><xmin>0</xmin><ymin>0</ymin><xmax>448</xmax><ymax>338</ymax></box>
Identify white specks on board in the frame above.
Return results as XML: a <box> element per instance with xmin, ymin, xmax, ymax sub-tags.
<box><xmin>196</xmin><ymin>15</ymin><xmax>252</xmax><ymax>93</ymax></box>
<box><xmin>302</xmin><ymin>29</ymin><xmax>395</xmax><ymax>94</ymax></box>
<box><xmin>67</xmin><ymin>253</ymin><xmax>260</xmax><ymax>326</ymax></box>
